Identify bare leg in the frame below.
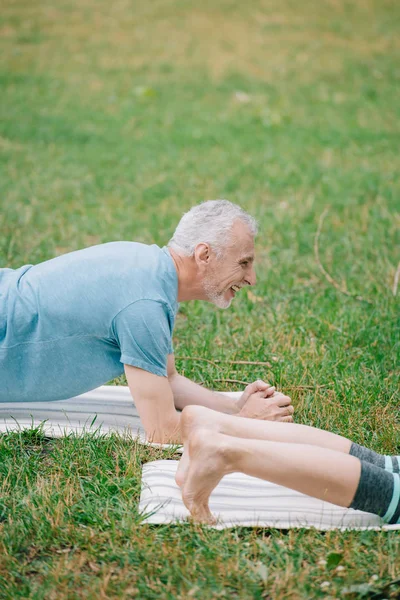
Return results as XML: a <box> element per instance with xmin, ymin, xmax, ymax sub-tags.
<box><xmin>175</xmin><ymin>405</ymin><xmax>352</xmax><ymax>487</ymax></box>
<box><xmin>182</xmin><ymin>428</ymin><xmax>361</xmax><ymax>523</ymax></box>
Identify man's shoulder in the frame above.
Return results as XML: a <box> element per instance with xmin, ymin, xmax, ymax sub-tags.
<box><xmin>57</xmin><ymin>241</ymin><xmax>165</xmax><ymax>272</ymax></box>
<box><xmin>61</xmin><ymin>241</ymin><xmax>177</xmax><ymax>315</ymax></box>
<box><xmin>32</xmin><ymin>241</ymin><xmax>158</xmax><ymax>272</ymax></box>
<box><xmin>82</xmin><ymin>240</ymin><xmax>156</xmax><ymax>258</ymax></box>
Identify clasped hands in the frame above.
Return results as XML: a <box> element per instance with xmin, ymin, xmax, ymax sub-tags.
<box><xmin>236</xmin><ymin>380</ymin><xmax>294</xmax><ymax>422</ymax></box>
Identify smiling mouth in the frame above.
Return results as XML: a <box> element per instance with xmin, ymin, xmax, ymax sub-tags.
<box><xmin>230</xmin><ymin>285</ymin><xmax>241</xmax><ymax>294</ymax></box>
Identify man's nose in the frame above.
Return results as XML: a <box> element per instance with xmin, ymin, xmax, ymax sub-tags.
<box><xmin>246</xmin><ymin>265</ymin><xmax>256</xmax><ymax>286</ymax></box>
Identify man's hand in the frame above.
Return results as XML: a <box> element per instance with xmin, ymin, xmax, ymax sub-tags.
<box><xmin>236</xmin><ymin>380</ymin><xmax>275</xmax><ymax>411</ymax></box>
<box><xmin>238</xmin><ymin>383</ymin><xmax>294</xmax><ymax>422</ymax></box>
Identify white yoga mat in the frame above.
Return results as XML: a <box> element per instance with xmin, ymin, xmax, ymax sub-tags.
<box><xmin>140</xmin><ymin>460</ymin><xmax>400</xmax><ymax>531</ymax></box>
<box><xmin>0</xmin><ymin>385</ymin><xmax>146</xmax><ymax>439</ymax></box>
<box><xmin>0</xmin><ymin>386</ymin><xmax>239</xmax><ymax>446</ymax></box>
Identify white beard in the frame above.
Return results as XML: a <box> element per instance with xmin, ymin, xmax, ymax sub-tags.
<box><xmin>203</xmin><ymin>277</ymin><xmax>232</xmax><ymax>309</ymax></box>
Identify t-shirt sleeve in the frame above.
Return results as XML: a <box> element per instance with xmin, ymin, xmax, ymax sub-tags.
<box><xmin>112</xmin><ymin>300</ymin><xmax>173</xmax><ymax>377</ymax></box>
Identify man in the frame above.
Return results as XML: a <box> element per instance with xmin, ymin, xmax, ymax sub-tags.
<box><xmin>0</xmin><ymin>200</ymin><xmax>294</xmax><ymax>442</ymax></box>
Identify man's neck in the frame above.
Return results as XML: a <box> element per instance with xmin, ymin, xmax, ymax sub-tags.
<box><xmin>167</xmin><ymin>247</ymin><xmax>205</xmax><ymax>302</ymax></box>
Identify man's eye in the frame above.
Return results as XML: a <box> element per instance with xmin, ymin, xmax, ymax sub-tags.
<box><xmin>241</xmin><ymin>261</ymin><xmax>249</xmax><ymax>267</ymax></box>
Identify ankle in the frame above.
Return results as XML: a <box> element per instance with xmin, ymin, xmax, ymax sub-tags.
<box><xmin>216</xmin><ymin>434</ymin><xmax>248</xmax><ymax>475</ymax></box>
<box><xmin>188</xmin><ymin>429</ymin><xmax>235</xmax><ymax>476</ymax></box>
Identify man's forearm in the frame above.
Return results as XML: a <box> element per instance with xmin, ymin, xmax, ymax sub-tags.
<box><xmin>169</xmin><ymin>373</ymin><xmax>240</xmax><ymax>414</ymax></box>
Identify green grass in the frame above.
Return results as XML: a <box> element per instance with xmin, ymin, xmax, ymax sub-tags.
<box><xmin>0</xmin><ymin>0</ymin><xmax>399</xmax><ymax>597</ymax></box>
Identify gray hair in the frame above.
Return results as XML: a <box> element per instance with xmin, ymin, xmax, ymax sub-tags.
<box><xmin>168</xmin><ymin>199</ymin><xmax>258</xmax><ymax>257</ymax></box>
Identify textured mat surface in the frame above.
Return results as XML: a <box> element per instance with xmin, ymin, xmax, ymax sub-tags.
<box><xmin>0</xmin><ymin>386</ymin><xmax>239</xmax><ymax>445</ymax></box>
<box><xmin>0</xmin><ymin>385</ymin><xmax>146</xmax><ymax>438</ymax></box>
<box><xmin>140</xmin><ymin>460</ymin><xmax>400</xmax><ymax>531</ymax></box>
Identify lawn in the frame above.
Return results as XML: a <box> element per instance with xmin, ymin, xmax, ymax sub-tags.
<box><xmin>0</xmin><ymin>0</ymin><xmax>399</xmax><ymax>597</ymax></box>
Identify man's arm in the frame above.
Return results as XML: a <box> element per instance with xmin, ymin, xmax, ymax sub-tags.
<box><xmin>167</xmin><ymin>354</ymin><xmax>242</xmax><ymax>414</ymax></box>
<box><xmin>167</xmin><ymin>354</ymin><xmax>294</xmax><ymax>421</ymax></box>
<box><xmin>124</xmin><ymin>364</ymin><xmax>181</xmax><ymax>444</ymax></box>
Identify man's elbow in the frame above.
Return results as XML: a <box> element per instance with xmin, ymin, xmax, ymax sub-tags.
<box><xmin>167</xmin><ymin>369</ymin><xmax>179</xmax><ymax>385</ymax></box>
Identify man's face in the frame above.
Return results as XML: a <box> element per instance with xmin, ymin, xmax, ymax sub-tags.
<box><xmin>202</xmin><ymin>220</ymin><xmax>256</xmax><ymax>309</ymax></box>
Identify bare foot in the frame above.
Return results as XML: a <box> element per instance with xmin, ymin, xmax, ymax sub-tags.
<box><xmin>182</xmin><ymin>428</ymin><xmax>232</xmax><ymax>524</ymax></box>
<box><xmin>175</xmin><ymin>406</ymin><xmax>222</xmax><ymax>488</ymax></box>
<box><xmin>175</xmin><ymin>444</ymin><xmax>190</xmax><ymax>488</ymax></box>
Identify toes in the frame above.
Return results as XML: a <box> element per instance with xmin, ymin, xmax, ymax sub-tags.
<box><xmin>184</xmin><ymin>494</ymin><xmax>214</xmax><ymax>523</ymax></box>
<box><xmin>189</xmin><ymin>503</ymin><xmax>216</xmax><ymax>524</ymax></box>
<box><xmin>175</xmin><ymin>472</ymin><xmax>184</xmax><ymax>488</ymax></box>
<box><xmin>175</xmin><ymin>458</ymin><xmax>189</xmax><ymax>488</ymax></box>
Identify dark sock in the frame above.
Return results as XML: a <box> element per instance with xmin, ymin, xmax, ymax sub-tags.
<box><xmin>349</xmin><ymin>442</ymin><xmax>400</xmax><ymax>473</ymax></box>
<box><xmin>350</xmin><ymin>460</ymin><xmax>400</xmax><ymax>524</ymax></box>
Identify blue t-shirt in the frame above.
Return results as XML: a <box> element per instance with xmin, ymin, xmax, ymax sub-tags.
<box><xmin>0</xmin><ymin>242</ymin><xmax>178</xmax><ymax>402</ymax></box>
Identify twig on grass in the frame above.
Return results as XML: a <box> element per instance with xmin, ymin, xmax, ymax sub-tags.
<box><xmin>220</xmin><ymin>359</ymin><xmax>273</xmax><ymax>367</ymax></box>
<box><xmin>179</xmin><ymin>357</ymin><xmax>330</xmax><ymax>391</ymax></box>
<box><xmin>285</xmin><ymin>384</ymin><xmax>329</xmax><ymax>390</ymax></box>
<box><xmin>392</xmin><ymin>261</ymin><xmax>400</xmax><ymax>297</ymax></box>
<box><xmin>199</xmin><ymin>380</ymin><xmax>329</xmax><ymax>390</ymax></box>
<box><xmin>176</xmin><ymin>356</ymin><xmax>220</xmax><ymax>368</ymax></box>
<box><xmin>199</xmin><ymin>378</ymin><xmax>249</xmax><ymax>386</ymax></box>
<box><xmin>214</xmin><ymin>378</ymin><xmax>250</xmax><ymax>385</ymax></box>
<box><xmin>314</xmin><ymin>208</ymin><xmax>373</xmax><ymax>305</ymax></box>
<box><xmin>177</xmin><ymin>356</ymin><xmax>273</xmax><ymax>368</ymax></box>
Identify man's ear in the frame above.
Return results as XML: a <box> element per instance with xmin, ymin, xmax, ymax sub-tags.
<box><xmin>194</xmin><ymin>243</ymin><xmax>211</xmax><ymax>268</ymax></box>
